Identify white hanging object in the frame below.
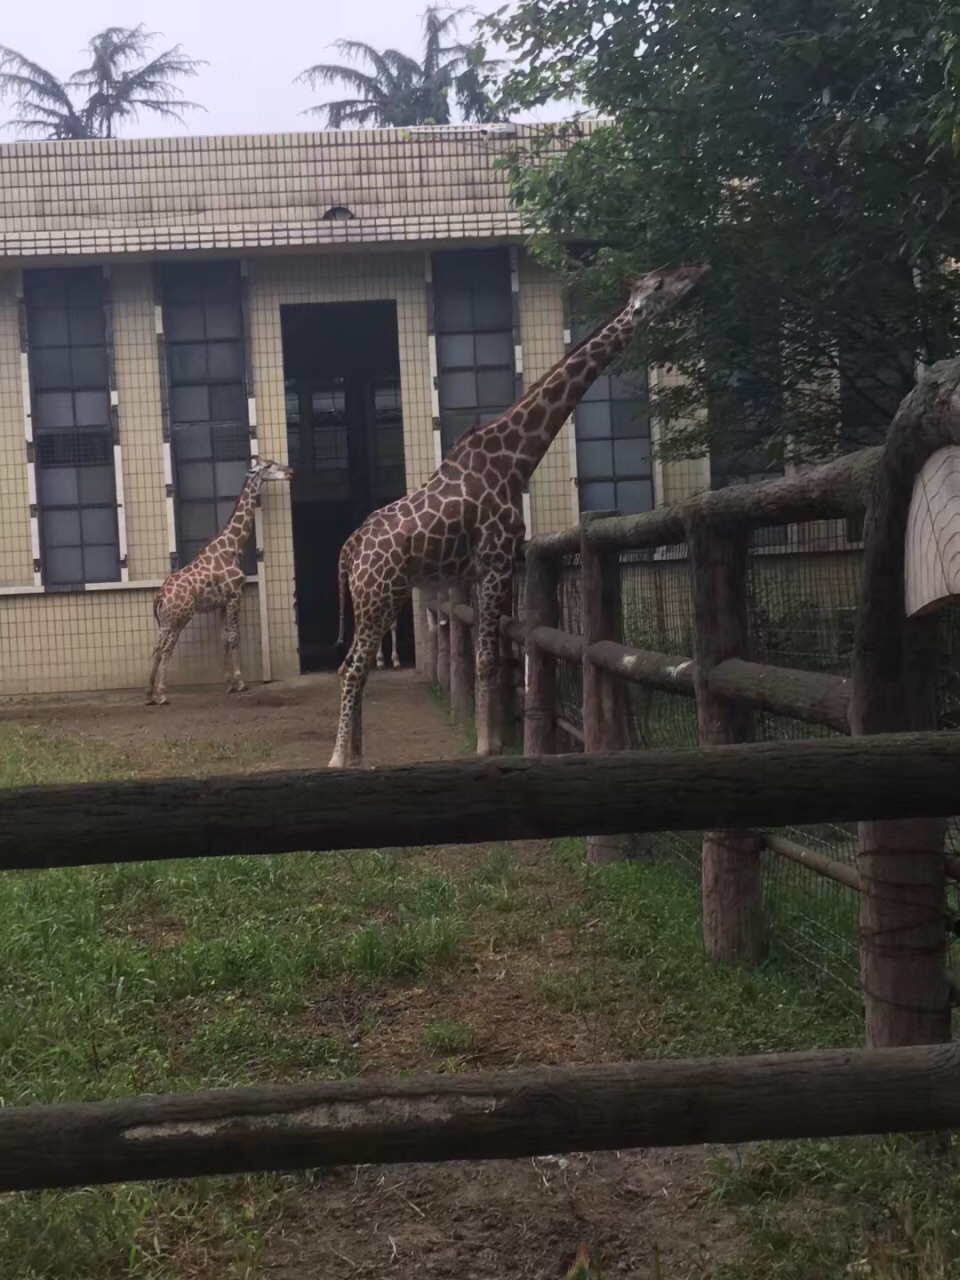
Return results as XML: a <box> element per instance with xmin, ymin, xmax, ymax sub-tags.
<box><xmin>904</xmin><ymin>446</ymin><xmax>960</xmax><ymax>617</ymax></box>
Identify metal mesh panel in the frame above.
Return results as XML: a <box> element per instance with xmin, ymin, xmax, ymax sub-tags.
<box><xmin>544</xmin><ymin>519</ymin><xmax>960</xmax><ymax>1005</ymax></box>
<box><xmin>557</xmin><ymin>555</ymin><xmax>583</xmax><ymax>741</ymax></box>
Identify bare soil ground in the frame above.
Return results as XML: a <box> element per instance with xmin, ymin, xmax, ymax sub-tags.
<box><xmin>1</xmin><ymin>671</ymin><xmax>736</xmax><ymax>1279</ymax></box>
<box><xmin>0</xmin><ymin>669</ymin><xmax>461</xmax><ymax>774</ymax></box>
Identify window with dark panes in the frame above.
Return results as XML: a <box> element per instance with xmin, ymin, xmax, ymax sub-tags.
<box><xmin>570</xmin><ymin>307</ymin><xmax>653</xmax><ymax>516</ymax></box>
<box><xmin>25</xmin><ymin>267</ymin><xmax>120</xmax><ymax>587</ymax></box>
<box><xmin>162</xmin><ymin>262</ymin><xmax>252</xmax><ymax>570</ymax></box>
<box><xmin>370</xmin><ymin>379</ymin><xmax>406</xmax><ymax>501</ymax></box>
<box><xmin>433</xmin><ymin>249</ymin><xmax>515</xmax><ymax>454</ymax></box>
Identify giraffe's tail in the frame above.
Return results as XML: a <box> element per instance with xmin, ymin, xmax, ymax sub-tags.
<box><xmin>335</xmin><ymin>539</ymin><xmax>351</xmax><ymax>657</ymax></box>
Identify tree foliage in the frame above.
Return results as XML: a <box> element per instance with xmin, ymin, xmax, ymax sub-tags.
<box><xmin>298</xmin><ymin>5</ymin><xmax>502</xmax><ymax>129</ymax></box>
<box><xmin>0</xmin><ymin>26</ymin><xmax>204</xmax><ymax>141</ymax></box>
<box><xmin>485</xmin><ymin>0</ymin><xmax>960</xmax><ymax>465</ymax></box>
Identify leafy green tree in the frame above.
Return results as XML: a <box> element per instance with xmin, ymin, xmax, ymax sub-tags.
<box><xmin>0</xmin><ymin>26</ymin><xmax>204</xmax><ymax>140</ymax></box>
<box><xmin>485</xmin><ymin>0</ymin><xmax>960</xmax><ymax>466</ymax></box>
<box><xmin>298</xmin><ymin>4</ymin><xmax>502</xmax><ymax>128</ymax></box>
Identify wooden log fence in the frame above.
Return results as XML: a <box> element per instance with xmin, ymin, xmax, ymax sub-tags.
<box><xmin>3</xmin><ymin>733</ymin><xmax>960</xmax><ymax>872</ymax></box>
<box><xmin>426</xmin><ymin>361</ymin><xmax>960</xmax><ymax>1048</ymax></box>
<box><xmin>5</xmin><ymin>1039</ymin><xmax>960</xmax><ymax>1192</ymax></box>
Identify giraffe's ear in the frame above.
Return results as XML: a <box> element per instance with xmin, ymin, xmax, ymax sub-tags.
<box><xmin>249</xmin><ymin>454</ymin><xmax>260</xmax><ymax>468</ymax></box>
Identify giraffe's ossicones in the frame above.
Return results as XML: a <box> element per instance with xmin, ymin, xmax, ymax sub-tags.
<box><xmin>145</xmin><ymin>458</ymin><xmax>293</xmax><ymax>705</ymax></box>
<box><xmin>329</xmin><ymin>263</ymin><xmax>710</xmax><ymax>768</ymax></box>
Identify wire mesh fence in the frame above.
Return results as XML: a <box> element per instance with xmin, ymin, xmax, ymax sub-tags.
<box><xmin>536</xmin><ymin>519</ymin><xmax>959</xmax><ymax>1009</ymax></box>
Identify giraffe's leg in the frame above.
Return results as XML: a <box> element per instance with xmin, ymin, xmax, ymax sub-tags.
<box><xmin>329</xmin><ymin>636</ymin><xmax>378</xmax><ymax>768</ymax></box>
<box><xmin>474</xmin><ymin>568</ymin><xmax>513</xmax><ymax>758</ymax></box>
<box><xmin>223</xmin><ymin>596</ymin><xmax>246</xmax><ymax>693</ymax></box>
<box><xmin>329</xmin><ymin>585</ymin><xmax>407</xmax><ymax>768</ymax></box>
<box><xmin>391</xmin><ymin>624</ymin><xmax>402</xmax><ymax>669</ymax></box>
<box><xmin>146</xmin><ymin>615</ymin><xmax>190</xmax><ymax>706</ymax></box>
<box><xmin>376</xmin><ymin>635</ymin><xmax>386</xmax><ymax>669</ymax></box>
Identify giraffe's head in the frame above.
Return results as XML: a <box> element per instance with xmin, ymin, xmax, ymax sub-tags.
<box><xmin>627</xmin><ymin>263</ymin><xmax>710</xmax><ymax>323</ymax></box>
<box><xmin>248</xmin><ymin>457</ymin><xmax>294</xmax><ymax>485</ymax></box>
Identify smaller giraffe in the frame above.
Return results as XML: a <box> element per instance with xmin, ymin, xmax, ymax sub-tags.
<box><xmin>376</xmin><ymin>625</ymin><xmax>401</xmax><ymax>670</ymax></box>
<box><xmin>146</xmin><ymin>458</ymin><xmax>293</xmax><ymax>705</ymax></box>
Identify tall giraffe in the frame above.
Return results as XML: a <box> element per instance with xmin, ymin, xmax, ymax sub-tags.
<box><xmin>146</xmin><ymin>458</ymin><xmax>293</xmax><ymax>705</ymax></box>
<box><xmin>329</xmin><ymin>263</ymin><xmax>709</xmax><ymax>767</ymax></box>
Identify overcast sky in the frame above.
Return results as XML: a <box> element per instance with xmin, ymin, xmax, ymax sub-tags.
<box><xmin>0</xmin><ymin>0</ymin><xmax>569</xmax><ymax>139</ymax></box>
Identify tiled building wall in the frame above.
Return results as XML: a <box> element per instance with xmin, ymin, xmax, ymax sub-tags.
<box><xmin>650</xmin><ymin>366</ymin><xmax>711</xmax><ymax>506</ymax></box>
<box><xmin>0</xmin><ymin>586</ymin><xmax>262</xmax><ymax>697</ymax></box>
<box><xmin>0</xmin><ymin>270</ymin><xmax>31</xmax><ymax>585</ymax></box>
<box><xmin>0</xmin><ymin>126</ymin><xmax>585</xmax><ymax>258</ymax></box>
<box><xmin>518</xmin><ymin>255</ymin><xmax>579</xmax><ymax>536</ymax></box>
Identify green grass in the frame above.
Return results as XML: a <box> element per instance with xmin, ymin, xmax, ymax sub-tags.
<box><xmin>422</xmin><ymin>1019</ymin><xmax>476</xmax><ymax>1055</ymax></box>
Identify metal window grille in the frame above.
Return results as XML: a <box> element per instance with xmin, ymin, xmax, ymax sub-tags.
<box><xmin>24</xmin><ymin>267</ymin><xmax>120</xmax><ymax>588</ymax></box>
<box><xmin>433</xmin><ymin>249</ymin><xmax>515</xmax><ymax>453</ymax></box>
<box><xmin>161</xmin><ymin>262</ymin><xmax>253</xmax><ymax>571</ymax></box>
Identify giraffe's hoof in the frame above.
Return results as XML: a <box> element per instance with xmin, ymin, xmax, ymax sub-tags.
<box><xmin>147</xmin><ymin>696</ymin><xmax>168</xmax><ymax>707</ymax></box>
<box><xmin>328</xmin><ymin>753</ymin><xmax>345</xmax><ymax>769</ymax></box>
<box><xmin>392</xmin><ymin>660</ymin><xmax>402</xmax><ymax>670</ymax></box>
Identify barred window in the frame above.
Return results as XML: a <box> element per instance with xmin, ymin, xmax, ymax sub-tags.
<box><xmin>433</xmin><ymin>249</ymin><xmax>515</xmax><ymax>453</ymax></box>
<box><xmin>25</xmin><ymin>267</ymin><xmax>120</xmax><ymax>587</ymax></box>
<box><xmin>570</xmin><ymin>307</ymin><xmax>653</xmax><ymax>516</ymax></box>
<box><xmin>162</xmin><ymin>262</ymin><xmax>252</xmax><ymax>570</ymax></box>
<box><xmin>370</xmin><ymin>379</ymin><xmax>406</xmax><ymax>501</ymax></box>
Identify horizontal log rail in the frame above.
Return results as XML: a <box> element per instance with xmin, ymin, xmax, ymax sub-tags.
<box><xmin>2</xmin><ymin>732</ymin><xmax>960</xmax><ymax>872</ymax></box>
<box><xmin>760</xmin><ymin>830</ymin><xmax>861</xmax><ymax>892</ymax></box>
<box><xmin>3</xmin><ymin>1038</ymin><xmax>960</xmax><ymax>1192</ymax></box>
<box><xmin>429</xmin><ymin>601</ymin><xmax>850</xmax><ymax>734</ymax></box>
<box><xmin>529</xmin><ymin>447</ymin><xmax>882</xmax><ymax>558</ymax></box>
<box><xmin>435</xmin><ymin>599</ymin><xmax>524</xmax><ymax>646</ymax></box>
<box><xmin>759</xmin><ymin>832</ymin><xmax>960</xmax><ymax>907</ymax></box>
<box><xmin>555</xmin><ymin>715</ymin><xmax>585</xmax><ymax>744</ymax></box>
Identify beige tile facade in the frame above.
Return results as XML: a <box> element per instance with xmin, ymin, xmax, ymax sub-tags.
<box><xmin>0</xmin><ymin>124</ymin><xmax>709</xmax><ymax>698</ymax></box>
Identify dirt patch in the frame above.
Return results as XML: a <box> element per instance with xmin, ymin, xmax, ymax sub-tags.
<box><xmin>272</xmin><ymin>1151</ymin><xmax>733</xmax><ymax>1279</ymax></box>
<box><xmin>0</xmin><ymin>669</ymin><xmax>463</xmax><ymax>773</ymax></box>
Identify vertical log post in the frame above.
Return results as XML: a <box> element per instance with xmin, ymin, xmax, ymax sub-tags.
<box><xmin>523</xmin><ymin>544</ymin><xmax>560</xmax><ymax>756</ymax></box>
<box><xmin>436</xmin><ymin>592</ymin><xmax>451</xmax><ymax>697</ymax></box>
<box><xmin>687</xmin><ymin>512</ymin><xmax>766</xmax><ymax>964</ymax></box>
<box><xmin>581</xmin><ymin>511</ymin><xmax>630</xmax><ymax>863</ymax></box>
<box><xmin>448</xmin><ymin>586</ymin><xmax>474</xmax><ymax>724</ymax></box>
<box><xmin>851</xmin><ymin>366</ymin><xmax>958</xmax><ymax>1047</ymax></box>
<box><xmin>424</xmin><ymin>603</ymin><xmax>439</xmax><ymax>685</ymax></box>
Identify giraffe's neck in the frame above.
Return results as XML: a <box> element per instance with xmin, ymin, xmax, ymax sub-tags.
<box><xmin>452</xmin><ymin>305</ymin><xmax>636</xmax><ymax>488</ymax></box>
<box><xmin>222</xmin><ymin>477</ymin><xmax>260</xmax><ymax>549</ymax></box>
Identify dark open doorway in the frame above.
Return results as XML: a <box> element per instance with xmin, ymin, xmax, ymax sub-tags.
<box><xmin>281</xmin><ymin>301</ymin><xmax>413</xmax><ymax>672</ymax></box>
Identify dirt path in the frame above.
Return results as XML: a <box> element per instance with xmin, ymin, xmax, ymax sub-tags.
<box><xmin>0</xmin><ymin>668</ymin><xmax>464</xmax><ymax>773</ymax></box>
